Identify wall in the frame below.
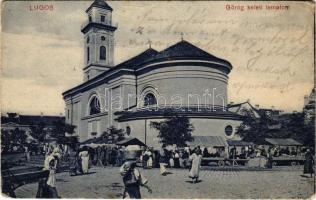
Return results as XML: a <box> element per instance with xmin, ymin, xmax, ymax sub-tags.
<box><xmin>65</xmin><ymin>74</ymin><xmax>138</xmax><ymax>142</ymax></box>
<box><xmin>119</xmin><ymin>117</ymin><xmax>242</xmax><ymax>149</ymax></box>
<box><xmin>137</xmin><ymin>64</ymin><xmax>228</xmax><ymax>108</ymax></box>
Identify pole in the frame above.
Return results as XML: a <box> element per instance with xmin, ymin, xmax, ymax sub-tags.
<box><xmin>145</xmin><ymin>119</ymin><xmax>147</xmax><ymax>145</ymax></box>
<box><xmin>70</xmin><ymin>96</ymin><xmax>73</xmax><ymax>126</ymax></box>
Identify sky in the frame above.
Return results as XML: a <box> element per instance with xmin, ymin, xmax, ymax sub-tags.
<box><xmin>1</xmin><ymin>1</ymin><xmax>314</xmax><ymax>115</ymax></box>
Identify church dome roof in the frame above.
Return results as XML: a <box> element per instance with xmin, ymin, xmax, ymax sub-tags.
<box><xmin>116</xmin><ymin>48</ymin><xmax>158</xmax><ymax>69</ymax></box>
<box><xmin>86</xmin><ymin>0</ymin><xmax>113</xmax><ymax>12</ymax></box>
<box><xmin>143</xmin><ymin>40</ymin><xmax>232</xmax><ymax>70</ymax></box>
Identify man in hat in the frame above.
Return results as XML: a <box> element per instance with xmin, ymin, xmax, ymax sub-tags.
<box><xmin>120</xmin><ymin>160</ymin><xmax>152</xmax><ymax>198</ymax></box>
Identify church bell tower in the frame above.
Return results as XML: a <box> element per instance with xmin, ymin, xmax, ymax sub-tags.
<box><xmin>81</xmin><ymin>0</ymin><xmax>117</xmax><ymax>81</ymax></box>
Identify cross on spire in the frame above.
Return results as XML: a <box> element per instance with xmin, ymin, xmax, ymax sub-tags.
<box><xmin>147</xmin><ymin>39</ymin><xmax>152</xmax><ymax>48</ymax></box>
<box><xmin>180</xmin><ymin>32</ymin><xmax>184</xmax><ymax>41</ymax></box>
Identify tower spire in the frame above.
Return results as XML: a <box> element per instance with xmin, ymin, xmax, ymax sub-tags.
<box><xmin>82</xmin><ymin>0</ymin><xmax>116</xmax><ymax>81</ymax></box>
<box><xmin>86</xmin><ymin>0</ymin><xmax>113</xmax><ymax>12</ymax></box>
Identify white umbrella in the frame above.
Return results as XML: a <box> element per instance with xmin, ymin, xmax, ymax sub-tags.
<box><xmin>126</xmin><ymin>145</ymin><xmax>141</xmax><ymax>151</ymax></box>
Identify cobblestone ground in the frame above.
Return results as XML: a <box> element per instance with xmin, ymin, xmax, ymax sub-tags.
<box><xmin>15</xmin><ymin>166</ymin><xmax>315</xmax><ymax>199</ymax></box>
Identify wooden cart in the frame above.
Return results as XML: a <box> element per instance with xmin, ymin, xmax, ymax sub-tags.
<box><xmin>202</xmin><ymin>157</ymin><xmax>227</xmax><ymax>166</ymax></box>
<box><xmin>271</xmin><ymin>156</ymin><xmax>305</xmax><ymax>166</ymax></box>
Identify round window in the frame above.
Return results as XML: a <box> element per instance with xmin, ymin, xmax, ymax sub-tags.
<box><xmin>101</xmin><ymin>36</ymin><xmax>106</xmax><ymax>41</ymax></box>
<box><xmin>126</xmin><ymin>126</ymin><xmax>131</xmax><ymax>136</ymax></box>
<box><xmin>225</xmin><ymin>125</ymin><xmax>233</xmax><ymax>137</ymax></box>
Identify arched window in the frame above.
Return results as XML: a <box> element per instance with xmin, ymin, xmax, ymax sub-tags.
<box><xmin>144</xmin><ymin>93</ymin><xmax>157</xmax><ymax>106</ymax></box>
<box><xmin>87</xmin><ymin>47</ymin><xmax>90</xmax><ymax>62</ymax></box>
<box><xmin>89</xmin><ymin>96</ymin><xmax>101</xmax><ymax>115</ymax></box>
<box><xmin>100</xmin><ymin>46</ymin><xmax>106</xmax><ymax>60</ymax></box>
<box><xmin>126</xmin><ymin>126</ymin><xmax>131</xmax><ymax>136</ymax></box>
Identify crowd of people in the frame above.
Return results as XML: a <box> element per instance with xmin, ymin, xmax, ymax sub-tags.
<box><xmin>119</xmin><ymin>144</ymin><xmax>204</xmax><ymax>198</ymax></box>
<box><xmin>33</xmin><ymin>141</ymin><xmax>314</xmax><ymax>199</ymax></box>
<box><xmin>140</xmin><ymin>145</ymin><xmax>204</xmax><ymax>170</ymax></box>
<box><xmin>228</xmin><ymin>145</ymin><xmax>307</xmax><ymax>160</ymax></box>
<box><xmin>68</xmin><ymin>145</ymin><xmax>127</xmax><ymax>176</ymax></box>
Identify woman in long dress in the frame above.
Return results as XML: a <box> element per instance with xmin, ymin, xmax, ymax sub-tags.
<box><xmin>188</xmin><ymin>149</ymin><xmax>202</xmax><ymax>184</ymax></box>
<box><xmin>168</xmin><ymin>151</ymin><xmax>174</xmax><ymax>168</ymax></box>
<box><xmin>40</xmin><ymin>152</ymin><xmax>59</xmax><ymax>198</ymax></box>
<box><xmin>159</xmin><ymin>146</ymin><xmax>168</xmax><ymax>175</ymax></box>
<box><xmin>304</xmin><ymin>149</ymin><xmax>314</xmax><ymax>177</ymax></box>
<box><xmin>145</xmin><ymin>149</ymin><xmax>153</xmax><ymax>169</ymax></box>
<box><xmin>79</xmin><ymin>147</ymin><xmax>90</xmax><ymax>174</ymax></box>
<box><xmin>174</xmin><ymin>151</ymin><xmax>180</xmax><ymax>168</ymax></box>
<box><xmin>69</xmin><ymin>148</ymin><xmax>78</xmax><ymax>176</ymax></box>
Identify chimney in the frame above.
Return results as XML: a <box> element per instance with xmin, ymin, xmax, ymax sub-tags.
<box><xmin>7</xmin><ymin>112</ymin><xmax>18</xmax><ymax>118</ymax></box>
<box><xmin>271</xmin><ymin>106</ymin><xmax>275</xmax><ymax>110</ymax></box>
<box><xmin>229</xmin><ymin>101</ymin><xmax>234</xmax><ymax>105</ymax></box>
<box><xmin>255</xmin><ymin>104</ymin><xmax>259</xmax><ymax>109</ymax></box>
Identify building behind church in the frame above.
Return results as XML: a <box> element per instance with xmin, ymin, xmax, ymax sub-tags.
<box><xmin>1</xmin><ymin>112</ymin><xmax>65</xmax><ymax>139</ymax></box>
<box><xmin>62</xmin><ymin>0</ymin><xmax>244</xmax><ymax>148</ymax></box>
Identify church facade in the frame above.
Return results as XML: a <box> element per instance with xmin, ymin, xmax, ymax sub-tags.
<box><xmin>62</xmin><ymin>0</ymin><xmax>243</xmax><ymax>148</ymax></box>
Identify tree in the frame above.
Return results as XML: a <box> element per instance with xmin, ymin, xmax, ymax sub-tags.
<box><xmin>282</xmin><ymin>113</ymin><xmax>315</xmax><ymax>147</ymax></box>
<box><xmin>150</xmin><ymin>115</ymin><xmax>194</xmax><ymax>147</ymax></box>
<box><xmin>237</xmin><ymin>110</ymin><xmax>315</xmax><ymax>147</ymax></box>
<box><xmin>1</xmin><ymin>130</ymin><xmax>12</xmax><ymax>153</ymax></box>
<box><xmin>10</xmin><ymin>128</ymin><xmax>28</xmax><ymax>146</ymax></box>
<box><xmin>1</xmin><ymin>128</ymin><xmax>27</xmax><ymax>153</ymax></box>
<box><xmin>100</xmin><ymin>126</ymin><xmax>125</xmax><ymax>143</ymax></box>
<box><xmin>236</xmin><ymin>109</ymin><xmax>277</xmax><ymax>144</ymax></box>
<box><xmin>50</xmin><ymin>121</ymin><xmax>77</xmax><ymax>145</ymax></box>
<box><xmin>29</xmin><ymin>122</ymin><xmax>47</xmax><ymax>143</ymax></box>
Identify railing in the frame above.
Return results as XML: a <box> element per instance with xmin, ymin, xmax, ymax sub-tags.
<box><xmin>81</xmin><ymin>20</ymin><xmax>118</xmax><ymax>30</ymax></box>
<box><xmin>135</xmin><ymin>104</ymin><xmax>228</xmax><ymax>112</ymax></box>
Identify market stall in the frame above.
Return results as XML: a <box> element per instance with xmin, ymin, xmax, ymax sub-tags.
<box><xmin>264</xmin><ymin>138</ymin><xmax>304</xmax><ymax>166</ymax></box>
<box><xmin>116</xmin><ymin>137</ymin><xmax>146</xmax><ymax>160</ymax></box>
<box><xmin>187</xmin><ymin>136</ymin><xmax>228</xmax><ymax>166</ymax></box>
<box><xmin>227</xmin><ymin>140</ymin><xmax>254</xmax><ymax>166</ymax></box>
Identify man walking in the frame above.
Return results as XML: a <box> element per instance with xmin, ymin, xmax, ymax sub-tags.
<box><xmin>120</xmin><ymin>161</ymin><xmax>152</xmax><ymax>198</ymax></box>
<box><xmin>303</xmin><ymin>149</ymin><xmax>314</xmax><ymax>178</ymax></box>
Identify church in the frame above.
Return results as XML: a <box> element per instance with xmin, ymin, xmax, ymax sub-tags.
<box><xmin>62</xmin><ymin>0</ymin><xmax>243</xmax><ymax>148</ymax></box>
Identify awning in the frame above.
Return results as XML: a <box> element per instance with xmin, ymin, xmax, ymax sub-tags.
<box><xmin>187</xmin><ymin>136</ymin><xmax>228</xmax><ymax>147</ymax></box>
<box><xmin>265</xmin><ymin>138</ymin><xmax>303</xmax><ymax>146</ymax></box>
<box><xmin>80</xmin><ymin>137</ymin><xmax>100</xmax><ymax>145</ymax></box>
<box><xmin>80</xmin><ymin>137</ymin><xmax>116</xmax><ymax>148</ymax></box>
<box><xmin>116</xmin><ymin>137</ymin><xmax>146</xmax><ymax>147</ymax></box>
<box><xmin>81</xmin><ymin>143</ymin><xmax>116</xmax><ymax>148</ymax></box>
<box><xmin>227</xmin><ymin>140</ymin><xmax>254</xmax><ymax>146</ymax></box>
